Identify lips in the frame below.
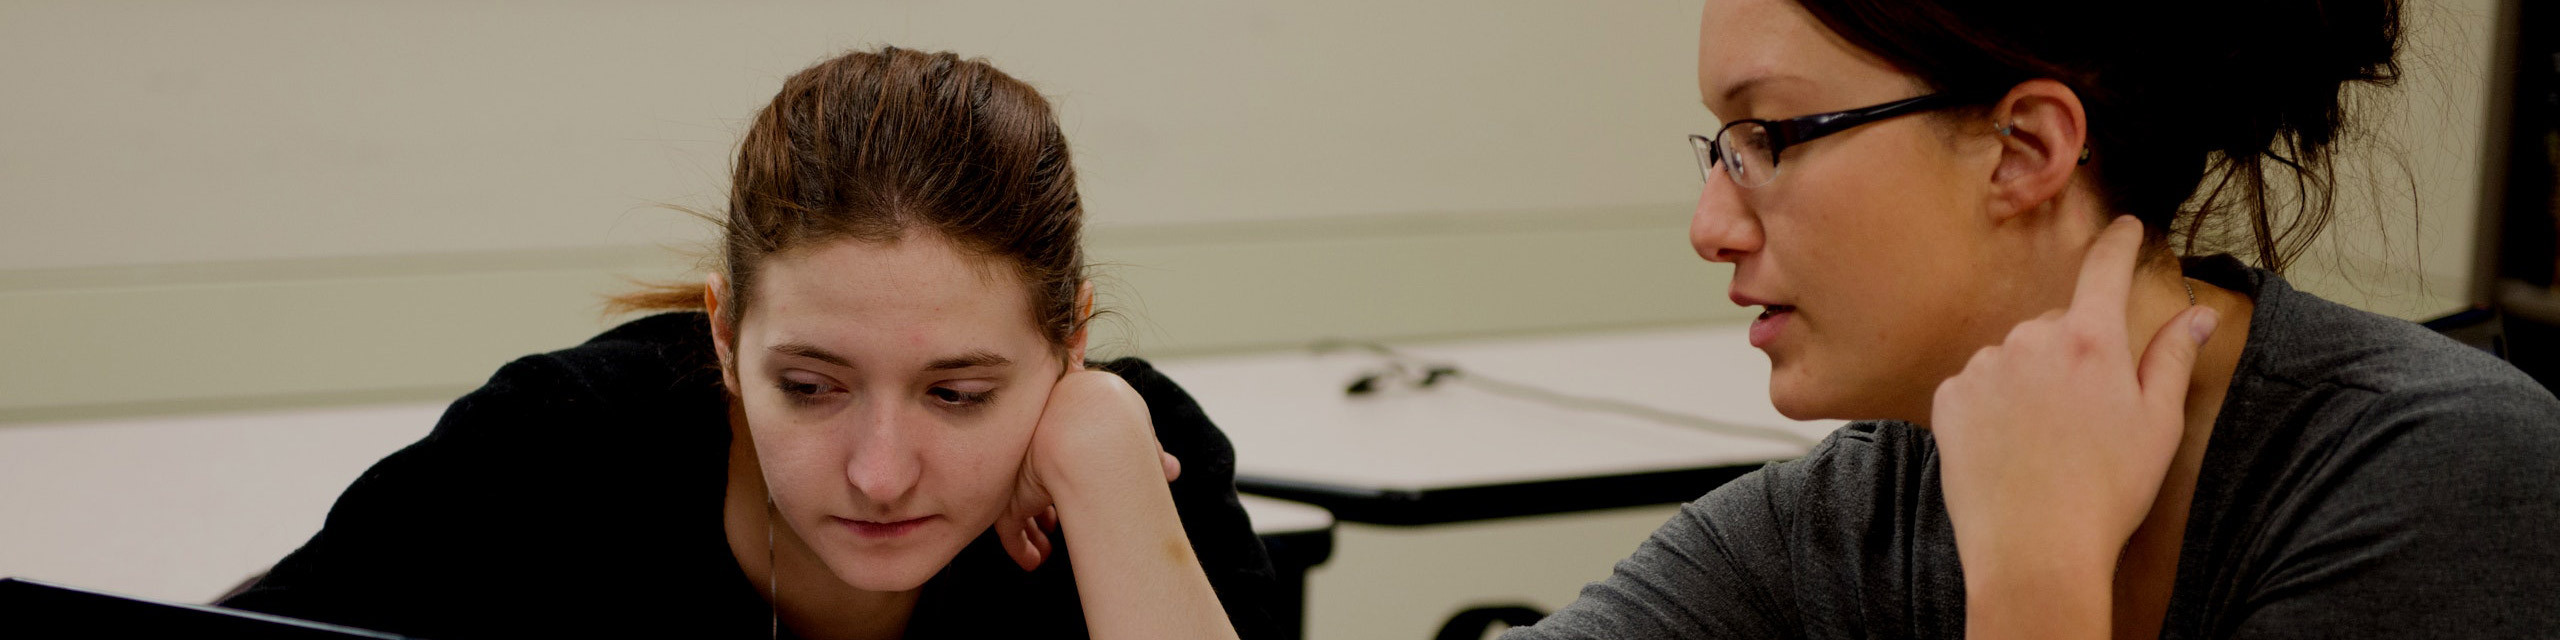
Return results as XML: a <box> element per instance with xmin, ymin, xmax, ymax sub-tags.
<box><xmin>834</xmin><ymin>515</ymin><xmax>936</xmax><ymax>538</ymax></box>
<box><xmin>1731</xmin><ymin>291</ymin><xmax>1796</xmax><ymax>349</ymax></box>
<box><xmin>1748</xmin><ymin>305</ymin><xmax>1793</xmax><ymax>348</ymax></box>
<box><xmin>1729</xmin><ymin>290</ymin><xmax>1787</xmax><ymax>309</ymax></box>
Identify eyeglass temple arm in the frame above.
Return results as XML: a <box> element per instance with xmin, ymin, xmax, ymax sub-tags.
<box><xmin>1766</xmin><ymin>93</ymin><xmax>1978</xmax><ymax>160</ymax></box>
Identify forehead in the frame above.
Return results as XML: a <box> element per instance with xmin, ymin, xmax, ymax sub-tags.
<box><xmin>741</xmin><ymin>233</ymin><xmax>1046</xmax><ymax>359</ymax></box>
<box><xmin>1696</xmin><ymin>0</ymin><xmax>1913</xmax><ymax>116</ymax></box>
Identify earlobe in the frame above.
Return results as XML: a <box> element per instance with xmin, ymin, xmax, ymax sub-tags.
<box><xmin>705</xmin><ymin>274</ymin><xmax>740</xmax><ymax>393</ymax></box>
<box><xmin>1065</xmin><ymin>281</ymin><xmax>1094</xmax><ymax>369</ymax></box>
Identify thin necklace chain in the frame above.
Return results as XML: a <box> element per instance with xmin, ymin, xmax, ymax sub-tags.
<box><xmin>767</xmin><ymin>496</ymin><xmax>779</xmax><ymax>640</ymax></box>
<box><xmin>2183</xmin><ymin>278</ymin><xmax>2198</xmax><ymax>307</ymax></box>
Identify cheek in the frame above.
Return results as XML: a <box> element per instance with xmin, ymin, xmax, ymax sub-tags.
<box><xmin>1765</xmin><ymin>187</ymin><xmax>1910</xmax><ymax>327</ymax></box>
<box><xmin>739</xmin><ymin>394</ymin><xmax>810</xmax><ymax>460</ymax></box>
<box><xmin>919</xmin><ymin>402</ymin><xmax>1043</xmax><ymax>522</ymax></box>
<box><xmin>1790</xmin><ymin>152</ymin><xmax>1977</xmax><ymax>313</ymax></box>
<box><xmin>1759</xmin><ymin>152</ymin><xmax>1979</xmax><ymax>419</ymax></box>
<box><xmin>741</xmin><ymin>400</ymin><xmax>844</xmax><ymax>499</ymax></box>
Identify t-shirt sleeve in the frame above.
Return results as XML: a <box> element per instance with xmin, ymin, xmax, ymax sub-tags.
<box><xmin>218</xmin><ymin>355</ymin><xmax>601</xmax><ymax>637</ymax></box>
<box><xmin>2220</xmin><ymin>379</ymin><xmax>2560</xmax><ymax>639</ymax></box>
<box><xmin>1501</xmin><ymin>455</ymin><xmax>1809</xmax><ymax>639</ymax></box>
<box><xmin>1103</xmin><ymin>358</ymin><xmax>1285</xmax><ymax>640</ymax></box>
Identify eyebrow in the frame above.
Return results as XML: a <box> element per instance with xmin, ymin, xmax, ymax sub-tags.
<box><xmin>767</xmin><ymin>342</ymin><xmax>1012</xmax><ymax>372</ymax></box>
<box><xmin>770</xmin><ymin>342</ymin><xmax>851</xmax><ymax>368</ymax></box>
<box><xmin>925</xmin><ymin>351</ymin><xmax>1012</xmax><ymax>371</ymax></box>
<box><xmin>1714</xmin><ymin>74</ymin><xmax>1799</xmax><ymax>111</ymax></box>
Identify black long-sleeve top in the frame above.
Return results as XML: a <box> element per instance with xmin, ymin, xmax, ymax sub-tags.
<box><xmin>220</xmin><ymin>312</ymin><xmax>1279</xmax><ymax>639</ymax></box>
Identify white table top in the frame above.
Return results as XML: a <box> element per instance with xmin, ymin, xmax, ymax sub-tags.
<box><xmin>2</xmin><ymin>402</ymin><xmax>1347</xmax><ymax>603</ymax></box>
<box><xmin>0</xmin><ymin>402</ymin><xmax>451</xmax><ymax>602</ymax></box>
<box><xmin>0</xmin><ymin>322</ymin><xmax>1816</xmax><ymax>600</ymax></box>
<box><xmin>1153</xmin><ymin>322</ymin><xmax>1846</xmax><ymax>494</ymax></box>
<box><xmin>1239</xmin><ymin>495</ymin><xmax>1334</xmax><ymax>535</ymax></box>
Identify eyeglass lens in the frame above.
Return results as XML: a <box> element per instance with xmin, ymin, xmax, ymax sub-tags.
<box><xmin>1714</xmin><ymin>123</ymin><xmax>1774</xmax><ymax>188</ymax></box>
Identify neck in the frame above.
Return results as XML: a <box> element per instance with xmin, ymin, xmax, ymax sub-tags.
<box><xmin>2107</xmin><ymin>261</ymin><xmax>2252</xmax><ymax>639</ymax></box>
<box><xmin>722</xmin><ymin>400</ymin><xmax>920</xmax><ymax>640</ymax></box>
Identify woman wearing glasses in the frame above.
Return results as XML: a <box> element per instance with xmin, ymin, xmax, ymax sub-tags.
<box><xmin>1507</xmin><ymin>0</ymin><xmax>2560</xmax><ymax>638</ymax></box>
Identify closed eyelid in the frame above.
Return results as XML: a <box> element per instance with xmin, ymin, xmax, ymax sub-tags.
<box><xmin>927</xmin><ymin>383</ymin><xmax>997</xmax><ymax>408</ymax></box>
<box><xmin>938</xmin><ymin>379</ymin><xmax>999</xmax><ymax>393</ymax></box>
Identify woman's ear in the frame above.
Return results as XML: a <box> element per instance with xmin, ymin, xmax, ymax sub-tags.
<box><xmin>1065</xmin><ymin>280</ymin><xmax>1094</xmax><ymax>371</ymax></box>
<box><xmin>705</xmin><ymin>273</ymin><xmax>740</xmax><ymax>394</ymax></box>
<box><xmin>1984</xmin><ymin>78</ymin><xmax>2090</xmax><ymax>223</ymax></box>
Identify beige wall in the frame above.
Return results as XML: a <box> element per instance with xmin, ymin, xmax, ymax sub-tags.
<box><xmin>0</xmin><ymin>0</ymin><xmax>1729</xmax><ymax>421</ymax></box>
<box><xmin>0</xmin><ymin>0</ymin><xmax>1704</xmax><ymax>270</ymax></box>
<box><xmin>2298</xmin><ymin>0</ymin><xmax>2506</xmax><ymax>318</ymax></box>
<box><xmin>0</xmin><ymin>0</ymin><xmax>2504</xmax><ymax>420</ymax></box>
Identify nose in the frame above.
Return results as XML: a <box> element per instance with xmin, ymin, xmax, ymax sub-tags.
<box><xmin>1690</xmin><ymin>167</ymin><xmax>1762</xmax><ymax>263</ymax></box>
<box><xmin>843</xmin><ymin>403</ymin><xmax>924</xmax><ymax>505</ymax></box>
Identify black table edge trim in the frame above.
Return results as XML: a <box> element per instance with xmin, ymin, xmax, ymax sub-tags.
<box><xmin>1236</xmin><ymin>464</ymin><xmax>1764</xmax><ymax>526</ymax></box>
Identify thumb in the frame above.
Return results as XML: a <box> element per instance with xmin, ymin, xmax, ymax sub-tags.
<box><xmin>2137</xmin><ymin>305</ymin><xmax>2218</xmax><ymax>413</ymax></box>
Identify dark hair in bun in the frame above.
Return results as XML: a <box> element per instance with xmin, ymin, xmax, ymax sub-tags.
<box><xmin>1792</xmin><ymin>0</ymin><xmax>2403</xmax><ymax>272</ymax></box>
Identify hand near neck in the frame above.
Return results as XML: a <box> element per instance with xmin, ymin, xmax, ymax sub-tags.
<box><xmin>2108</xmin><ymin>265</ymin><xmax>2253</xmax><ymax>640</ymax></box>
<box><xmin>1929</xmin><ymin>217</ymin><xmax>2248</xmax><ymax>640</ymax></box>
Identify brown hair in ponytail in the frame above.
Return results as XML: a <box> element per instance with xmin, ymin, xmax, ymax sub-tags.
<box><xmin>609</xmin><ymin>46</ymin><xmax>1088</xmax><ymax>352</ymax></box>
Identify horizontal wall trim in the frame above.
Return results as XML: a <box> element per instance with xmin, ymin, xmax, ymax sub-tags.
<box><xmin>1</xmin><ymin>202</ymin><xmax>2469</xmax><ymax>425</ymax></box>
<box><xmin>0</xmin><ymin>386</ymin><xmax>474</xmax><ymax>426</ymax></box>
<box><xmin>2</xmin><ymin>204</ymin><xmax>1743</xmax><ymax>424</ymax></box>
<box><xmin>0</xmin><ymin>205</ymin><xmax>1690</xmax><ymax>293</ymax></box>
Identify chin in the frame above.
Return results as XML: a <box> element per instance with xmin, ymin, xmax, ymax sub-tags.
<box><xmin>1768</xmin><ymin>361</ymin><xmax>1900</xmax><ymax>423</ymax></box>
<box><xmin>1767</xmin><ymin>376</ymin><xmax>1829</xmax><ymax>422</ymax></box>
<box><xmin>1765</xmin><ymin>357</ymin><xmax>1836</xmax><ymax>421</ymax></box>
<box><xmin>819</xmin><ymin>548</ymin><xmax>948</xmax><ymax>592</ymax></box>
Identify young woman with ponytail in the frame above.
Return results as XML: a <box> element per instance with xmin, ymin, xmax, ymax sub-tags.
<box><xmin>220</xmin><ymin>47</ymin><xmax>1276</xmax><ymax>640</ymax></box>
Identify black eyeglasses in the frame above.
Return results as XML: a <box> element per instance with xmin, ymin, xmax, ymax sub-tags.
<box><xmin>1689</xmin><ymin>92</ymin><xmax>1981</xmax><ymax>188</ymax></box>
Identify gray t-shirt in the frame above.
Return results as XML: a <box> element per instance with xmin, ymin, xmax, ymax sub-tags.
<box><xmin>1506</xmin><ymin>256</ymin><xmax>2560</xmax><ymax>639</ymax></box>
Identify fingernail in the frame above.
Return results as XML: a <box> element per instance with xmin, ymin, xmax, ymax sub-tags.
<box><xmin>2189</xmin><ymin>307</ymin><xmax>2219</xmax><ymax>345</ymax></box>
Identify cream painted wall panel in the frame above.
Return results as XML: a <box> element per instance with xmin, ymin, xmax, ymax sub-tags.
<box><xmin>0</xmin><ymin>1</ymin><xmax>1705</xmax><ymax>270</ymax></box>
<box><xmin>0</xmin><ymin>0</ymin><xmax>2512</xmax><ymax>421</ymax></box>
<box><xmin>0</xmin><ymin>262</ymin><xmax>673</xmax><ymax>415</ymax></box>
<box><xmin>0</xmin><ymin>208</ymin><xmax>1739</xmax><ymax>422</ymax></box>
<box><xmin>2285</xmin><ymin>0</ymin><xmax>2500</xmax><ymax>317</ymax></box>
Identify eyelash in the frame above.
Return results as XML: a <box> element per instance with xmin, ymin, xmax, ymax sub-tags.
<box><xmin>928</xmin><ymin>387</ymin><xmax>995</xmax><ymax>409</ymax></box>
<box><xmin>774</xmin><ymin>379</ymin><xmax>824</xmax><ymax>400</ymax></box>
<box><xmin>772</xmin><ymin>380</ymin><xmax>830</xmax><ymax>407</ymax></box>
<box><xmin>770</xmin><ymin>379</ymin><xmax>994</xmax><ymax>410</ymax></box>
